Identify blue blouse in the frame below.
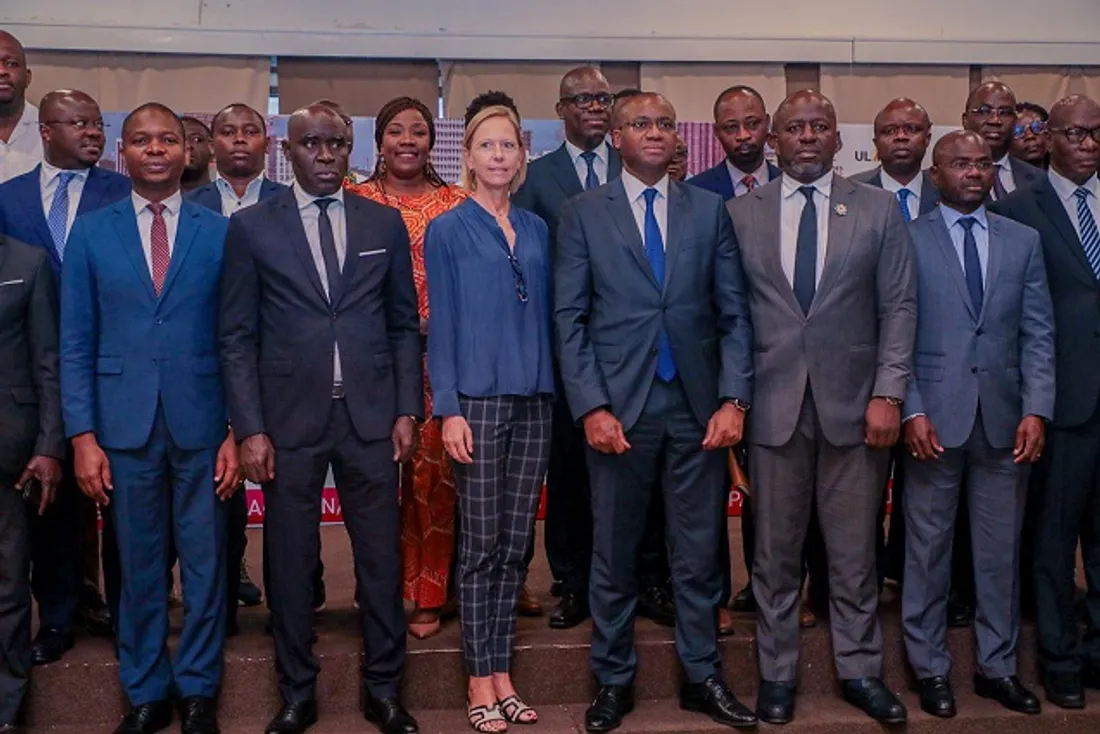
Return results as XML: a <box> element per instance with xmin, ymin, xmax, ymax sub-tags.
<box><xmin>425</xmin><ymin>197</ymin><xmax>556</xmax><ymax>417</ymax></box>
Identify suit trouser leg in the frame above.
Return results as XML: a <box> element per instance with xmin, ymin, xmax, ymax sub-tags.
<box><xmin>328</xmin><ymin>402</ymin><xmax>406</xmax><ymax>698</ymax></box>
<box><xmin>1034</xmin><ymin>407</ymin><xmax>1100</xmax><ymax>675</ymax></box>
<box><xmin>264</xmin><ymin>416</ymin><xmax>331</xmax><ymax>704</ymax></box>
<box><xmin>902</xmin><ymin>442</ymin><xmax>966</xmax><ymax>679</ymax></box>
<box><xmin>952</xmin><ymin>492</ymin><xmax>976</xmax><ymax>608</ymax></box>
<box><xmin>637</xmin><ymin>483</ymin><xmax>670</xmax><ymax>591</ymax></box>
<box><xmin>30</xmin><ymin>464</ymin><xmax>81</xmax><ymax>630</ymax></box>
<box><xmin>542</xmin><ymin>397</ymin><xmax>592</xmax><ymax>596</ymax></box>
<box><xmin>803</xmin><ymin>505</ymin><xmax>830</xmax><ymax>611</ymax></box>
<box><xmin>0</xmin><ymin>476</ymin><xmax>31</xmax><ymax>724</ymax></box>
<box><xmin>224</xmin><ymin>488</ymin><xmax>248</xmax><ymax>628</ymax></box>
<box><xmin>169</xmin><ymin>440</ymin><xmax>226</xmax><ymax>698</ymax></box>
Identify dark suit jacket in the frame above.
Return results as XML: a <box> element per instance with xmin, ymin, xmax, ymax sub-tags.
<box><xmin>0</xmin><ymin>164</ymin><xmax>131</xmax><ymax>272</ymax></box>
<box><xmin>1008</xmin><ymin>155</ymin><xmax>1045</xmax><ymax>194</ymax></box>
<box><xmin>687</xmin><ymin>160</ymin><xmax>782</xmax><ymax>201</ymax></box>
<box><xmin>514</xmin><ymin>141</ymin><xmax>622</xmax><ymax>247</ymax></box>
<box><xmin>219</xmin><ymin>187</ymin><xmax>423</xmax><ymax>448</ymax></box>
<box><xmin>554</xmin><ymin>177</ymin><xmax>753</xmax><ymax>432</ymax></box>
<box><xmin>0</xmin><ymin>235</ymin><xmax>63</xmax><ymax>477</ymax></box>
<box><xmin>849</xmin><ymin>167</ymin><xmax>940</xmax><ymax>217</ymax></box>
<box><xmin>992</xmin><ymin>176</ymin><xmax>1100</xmax><ymax>428</ymax></box>
<box><xmin>186</xmin><ymin>178</ymin><xmax>287</xmax><ymax>215</ymax></box>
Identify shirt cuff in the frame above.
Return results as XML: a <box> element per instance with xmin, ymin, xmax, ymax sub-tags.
<box><xmin>902</xmin><ymin>412</ymin><xmax>925</xmax><ymax>423</ymax></box>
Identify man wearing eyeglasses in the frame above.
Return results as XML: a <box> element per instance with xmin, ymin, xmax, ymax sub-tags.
<box><xmin>902</xmin><ymin>130</ymin><xmax>1052</xmax><ymax>720</ymax></box>
<box><xmin>514</xmin><ymin>66</ymin><xmax>624</xmax><ymax>630</ymax></box>
<box><xmin>0</xmin><ymin>31</ymin><xmax>41</xmax><ymax>184</ymax></box>
<box><xmin>0</xmin><ymin>89</ymin><xmax>130</xmax><ymax>667</ymax></box>
<box><xmin>962</xmin><ymin>82</ymin><xmax>1044</xmax><ymax>202</ymax></box>
<box><xmin>991</xmin><ymin>94</ymin><xmax>1100</xmax><ymax>710</ymax></box>
<box><xmin>1010</xmin><ymin>103</ymin><xmax>1051</xmax><ymax>170</ymax></box>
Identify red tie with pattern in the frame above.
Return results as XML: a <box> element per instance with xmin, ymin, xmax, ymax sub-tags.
<box><xmin>148</xmin><ymin>202</ymin><xmax>170</xmax><ymax>295</ymax></box>
<box><xmin>741</xmin><ymin>174</ymin><xmax>758</xmax><ymax>192</ymax></box>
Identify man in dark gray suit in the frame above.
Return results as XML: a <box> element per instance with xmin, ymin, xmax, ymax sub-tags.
<box><xmin>0</xmin><ymin>233</ymin><xmax>63</xmax><ymax>732</ymax></box>
<box><xmin>219</xmin><ymin>104</ymin><xmax>423</xmax><ymax>734</ymax></box>
<box><xmin>963</xmin><ymin>82</ymin><xmax>1044</xmax><ymax>202</ymax></box>
<box><xmin>555</xmin><ymin>92</ymin><xmax>756</xmax><ymax>732</ymax></box>
<box><xmin>727</xmin><ymin>90</ymin><xmax>916</xmax><ymax>725</ymax></box>
<box><xmin>902</xmin><ymin>130</ymin><xmax>1053</xmax><ymax>719</ymax></box>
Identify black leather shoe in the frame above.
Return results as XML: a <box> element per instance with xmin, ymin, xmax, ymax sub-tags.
<box><xmin>730</xmin><ymin>585</ymin><xmax>757</xmax><ymax>613</ymax></box>
<box><xmin>265</xmin><ymin>700</ymin><xmax>318</xmax><ymax>734</ymax></box>
<box><xmin>681</xmin><ymin>675</ymin><xmax>757</xmax><ymax>729</ymax></box>
<box><xmin>550</xmin><ymin>580</ymin><xmax>563</xmax><ymax>598</ymax></box>
<box><xmin>113</xmin><ymin>701</ymin><xmax>173</xmax><ymax>734</ymax></box>
<box><xmin>585</xmin><ymin>685</ymin><xmax>634</xmax><ymax>732</ymax></box>
<box><xmin>30</xmin><ymin>626</ymin><xmax>74</xmax><ymax>665</ymax></box>
<box><xmin>549</xmin><ymin>592</ymin><xmax>589</xmax><ymax>629</ymax></box>
<box><xmin>755</xmin><ymin>680</ymin><xmax>795</xmax><ymax>724</ymax></box>
<box><xmin>0</xmin><ymin>724</ymin><xmax>23</xmax><ymax>733</ymax></box>
<box><xmin>946</xmin><ymin>593</ymin><xmax>974</xmax><ymax>628</ymax></box>
<box><xmin>364</xmin><ymin>696</ymin><xmax>418</xmax><ymax>734</ymax></box>
<box><xmin>916</xmin><ymin>676</ymin><xmax>956</xmax><ymax>718</ymax></box>
<box><xmin>78</xmin><ymin>584</ymin><xmax>114</xmax><ymax>637</ymax></box>
<box><xmin>637</xmin><ymin>585</ymin><xmax>675</xmax><ymax>628</ymax></box>
<box><xmin>840</xmin><ymin>678</ymin><xmax>907</xmax><ymax>724</ymax></box>
<box><xmin>179</xmin><ymin>697</ymin><xmax>220</xmax><ymax>734</ymax></box>
<box><xmin>1043</xmin><ymin>672</ymin><xmax>1085</xmax><ymax>709</ymax></box>
<box><xmin>974</xmin><ymin>675</ymin><xmax>1039</xmax><ymax>714</ymax></box>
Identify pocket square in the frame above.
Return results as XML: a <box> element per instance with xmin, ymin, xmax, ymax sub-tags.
<box><xmin>0</xmin><ymin>278</ymin><xmax>24</xmax><ymax>287</ymax></box>
<box><xmin>359</xmin><ymin>248</ymin><xmax>386</xmax><ymax>257</ymax></box>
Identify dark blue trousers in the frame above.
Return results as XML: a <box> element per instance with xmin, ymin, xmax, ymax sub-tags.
<box><xmin>105</xmin><ymin>406</ymin><xmax>226</xmax><ymax>705</ymax></box>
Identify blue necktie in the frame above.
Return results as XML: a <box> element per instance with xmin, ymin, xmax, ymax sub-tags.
<box><xmin>959</xmin><ymin>217</ymin><xmax>984</xmax><ymax>314</ymax></box>
<box><xmin>47</xmin><ymin>171</ymin><xmax>77</xmax><ymax>261</ymax></box>
<box><xmin>642</xmin><ymin>188</ymin><xmax>676</xmax><ymax>382</ymax></box>
<box><xmin>580</xmin><ymin>151</ymin><xmax>599</xmax><ymax>191</ymax></box>
<box><xmin>1075</xmin><ymin>188</ymin><xmax>1100</xmax><ymax>280</ymax></box>
<box><xmin>792</xmin><ymin>186</ymin><xmax>817</xmax><ymax>315</ymax></box>
<box><xmin>896</xmin><ymin>188</ymin><xmax>913</xmax><ymax>223</ymax></box>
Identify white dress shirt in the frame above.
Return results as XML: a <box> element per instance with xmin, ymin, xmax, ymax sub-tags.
<box><xmin>880</xmin><ymin>170</ymin><xmax>923</xmax><ymax>222</ymax></box>
<box><xmin>293</xmin><ymin>183</ymin><xmax>347</xmax><ymax>382</ymax></box>
<box><xmin>992</xmin><ymin>155</ymin><xmax>1017</xmax><ymax>199</ymax></box>
<box><xmin>39</xmin><ymin>160</ymin><xmax>90</xmax><ymax>241</ymax></box>
<box><xmin>216</xmin><ymin>173</ymin><xmax>265</xmax><ymax>216</ymax></box>
<box><xmin>619</xmin><ymin>169</ymin><xmax>669</xmax><ymax>248</ymax></box>
<box><xmin>1048</xmin><ymin>168</ymin><xmax>1100</xmax><ymax>244</ymax></box>
<box><xmin>780</xmin><ymin>171</ymin><xmax>833</xmax><ymax>288</ymax></box>
<box><xmin>132</xmin><ymin>190</ymin><xmax>182</xmax><ymax>274</ymax></box>
<box><xmin>726</xmin><ymin>159</ymin><xmax>771</xmax><ymax>198</ymax></box>
<box><xmin>565</xmin><ymin>139</ymin><xmax>610</xmax><ymax>189</ymax></box>
<box><xmin>939</xmin><ymin>203</ymin><xmax>989</xmax><ymax>286</ymax></box>
<box><xmin>0</xmin><ymin>102</ymin><xmax>43</xmax><ymax>183</ymax></box>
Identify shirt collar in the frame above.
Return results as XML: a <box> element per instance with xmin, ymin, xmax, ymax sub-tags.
<box><xmin>1048</xmin><ymin>167</ymin><xmax>1100</xmax><ymax>203</ymax></box>
<box><xmin>880</xmin><ymin>169</ymin><xmax>923</xmax><ymax>198</ymax></box>
<box><xmin>40</xmin><ymin>159</ymin><xmax>91</xmax><ymax>186</ymax></box>
<box><xmin>216</xmin><ymin>172</ymin><xmax>265</xmax><ymax>199</ymax></box>
<box><xmin>132</xmin><ymin>189</ymin><xmax>183</xmax><ymax>217</ymax></box>
<box><xmin>781</xmin><ymin>169</ymin><xmax>833</xmax><ymax>201</ymax></box>
<box><xmin>565</xmin><ymin>139</ymin><xmax>607</xmax><ymax>166</ymax></box>
<box><xmin>994</xmin><ymin>154</ymin><xmax>1012</xmax><ymax>171</ymax></box>
<box><xmin>620</xmin><ymin>168</ymin><xmax>669</xmax><ymax>204</ymax></box>
<box><xmin>726</xmin><ymin>159</ymin><xmax>770</xmax><ymax>187</ymax></box>
<box><xmin>939</xmin><ymin>202</ymin><xmax>988</xmax><ymax>231</ymax></box>
<box><xmin>293</xmin><ymin>182</ymin><xmax>345</xmax><ymax>211</ymax></box>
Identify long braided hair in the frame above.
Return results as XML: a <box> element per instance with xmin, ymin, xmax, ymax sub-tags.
<box><xmin>368</xmin><ymin>96</ymin><xmax>446</xmax><ymax>192</ymax></box>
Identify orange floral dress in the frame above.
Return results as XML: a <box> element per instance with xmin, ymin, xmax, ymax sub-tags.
<box><xmin>347</xmin><ymin>179</ymin><xmax>467</xmax><ymax>609</ymax></box>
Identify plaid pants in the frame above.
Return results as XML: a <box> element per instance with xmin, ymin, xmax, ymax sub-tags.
<box><xmin>455</xmin><ymin>394</ymin><xmax>552</xmax><ymax>676</ymax></box>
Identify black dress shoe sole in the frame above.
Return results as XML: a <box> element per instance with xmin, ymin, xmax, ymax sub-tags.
<box><xmin>756</xmin><ymin>709</ymin><xmax>793</xmax><ymax>725</ymax></box>
<box><xmin>976</xmin><ymin>692</ymin><xmax>1039</xmax><ymax>714</ymax></box>
<box><xmin>265</xmin><ymin>710</ymin><xmax>318</xmax><ymax>734</ymax></box>
<box><xmin>843</xmin><ymin>699</ymin><xmax>906</xmax><ymax>725</ymax></box>
<box><xmin>680</xmin><ymin>699</ymin><xmax>759</xmax><ymax>729</ymax></box>
<box><xmin>919</xmin><ymin>701</ymin><xmax>957</xmax><ymax>718</ymax></box>
<box><xmin>585</xmin><ymin>702</ymin><xmax>634</xmax><ymax>733</ymax></box>
<box><xmin>1044</xmin><ymin>690</ymin><xmax>1085</xmax><ymax>710</ymax></box>
<box><xmin>549</xmin><ymin>614</ymin><xmax>588</xmax><ymax>630</ymax></box>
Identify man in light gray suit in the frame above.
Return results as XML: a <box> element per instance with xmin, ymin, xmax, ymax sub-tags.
<box><xmin>901</xmin><ymin>130</ymin><xmax>1053</xmax><ymax>719</ymax></box>
<box><xmin>726</xmin><ymin>90</ymin><xmax>916</xmax><ymax>725</ymax></box>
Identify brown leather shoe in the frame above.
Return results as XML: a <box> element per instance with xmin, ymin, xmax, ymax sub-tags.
<box><xmin>517</xmin><ymin>585</ymin><xmax>543</xmax><ymax>617</ymax></box>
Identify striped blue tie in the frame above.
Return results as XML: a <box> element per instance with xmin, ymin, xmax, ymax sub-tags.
<box><xmin>47</xmin><ymin>171</ymin><xmax>77</xmax><ymax>261</ymax></box>
<box><xmin>896</xmin><ymin>189</ymin><xmax>913</xmax><ymax>223</ymax></box>
<box><xmin>1076</xmin><ymin>188</ymin><xmax>1100</xmax><ymax>280</ymax></box>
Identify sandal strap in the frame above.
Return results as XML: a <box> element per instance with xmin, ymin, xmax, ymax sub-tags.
<box><xmin>468</xmin><ymin>703</ymin><xmax>506</xmax><ymax>730</ymax></box>
<box><xmin>498</xmin><ymin>695</ymin><xmax>537</xmax><ymax>723</ymax></box>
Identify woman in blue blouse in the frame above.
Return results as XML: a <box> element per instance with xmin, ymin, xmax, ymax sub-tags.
<box><xmin>424</xmin><ymin>102</ymin><xmax>554</xmax><ymax>732</ymax></box>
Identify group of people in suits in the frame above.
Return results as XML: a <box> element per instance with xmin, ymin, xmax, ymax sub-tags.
<box><xmin>2</xmin><ymin>19</ymin><xmax>1100</xmax><ymax>734</ymax></box>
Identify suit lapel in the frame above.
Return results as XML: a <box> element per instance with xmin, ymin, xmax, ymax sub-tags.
<box><xmin>713</xmin><ymin>164</ymin><xmax>735</xmax><ymax>200</ymax></box>
<box><xmin>157</xmin><ymin>203</ymin><xmax>200</xmax><ymax>303</ymax></box>
<box><xmin>24</xmin><ymin>167</ymin><xmax>55</xmax><ymax>255</ymax></box>
<box><xmin>277</xmin><ymin>191</ymin><xmax>330</xmax><ymax>305</ymax></box>
<box><xmin>335</xmin><ymin>196</ymin><xmax>368</xmax><ymax>308</ymax></box>
<box><xmin>752</xmin><ymin>183</ymin><xmax>803</xmax><ymax>317</ymax></box>
<box><xmin>77</xmin><ymin>169</ymin><xmax>107</xmax><ymax>216</ymax></box>
<box><xmin>981</xmin><ymin>214</ymin><xmax>1004</xmax><ymax>322</ymax></box>
<box><xmin>929</xmin><ymin>210</ymin><xmax>978</xmax><ymax>322</ymax></box>
<box><xmin>811</xmin><ymin>176</ymin><xmax>859</xmax><ymax>315</ymax></box>
<box><xmin>549</xmin><ymin>144</ymin><xmax>583</xmax><ymax>199</ymax></box>
<box><xmin>112</xmin><ymin>202</ymin><xmax>157</xmax><ymax>302</ymax></box>
<box><xmin>919</xmin><ymin>171</ymin><xmax>940</xmax><ymax>215</ymax></box>
<box><xmin>663</xmin><ymin>182</ymin><xmax>687</xmax><ymax>289</ymax></box>
<box><xmin>260</xmin><ymin>179</ymin><xmax>283</xmax><ymax>201</ymax></box>
<box><xmin>607</xmin><ymin>180</ymin><xmax>660</xmax><ymax>291</ymax></box>
<box><xmin>1035</xmin><ymin>179</ymin><xmax>1095</xmax><ymax>282</ymax></box>
<box><xmin>607</xmin><ymin>144</ymin><xmax>623</xmax><ymax>181</ymax></box>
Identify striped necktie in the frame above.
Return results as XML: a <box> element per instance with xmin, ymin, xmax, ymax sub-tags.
<box><xmin>1075</xmin><ymin>188</ymin><xmax>1100</xmax><ymax>280</ymax></box>
<box><xmin>47</xmin><ymin>171</ymin><xmax>77</xmax><ymax>260</ymax></box>
<box><xmin>148</xmin><ymin>202</ymin><xmax>170</xmax><ymax>295</ymax></box>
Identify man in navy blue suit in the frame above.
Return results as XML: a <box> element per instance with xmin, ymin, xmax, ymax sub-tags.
<box><xmin>0</xmin><ymin>89</ymin><xmax>130</xmax><ymax>665</ymax></box>
<box><xmin>61</xmin><ymin>103</ymin><xmax>239</xmax><ymax>734</ymax></box>
<box><xmin>689</xmin><ymin>86</ymin><xmax>781</xmax><ymax>202</ymax></box>
<box><xmin>186</xmin><ymin>102</ymin><xmax>284</xmax><ymax>623</ymax></box>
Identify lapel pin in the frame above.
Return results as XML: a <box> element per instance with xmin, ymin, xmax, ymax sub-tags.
<box><xmin>834</xmin><ymin>203</ymin><xmax>848</xmax><ymax>216</ymax></box>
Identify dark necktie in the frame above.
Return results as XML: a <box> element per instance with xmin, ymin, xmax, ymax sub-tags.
<box><xmin>959</xmin><ymin>216</ymin><xmax>984</xmax><ymax>314</ymax></box>
<box><xmin>642</xmin><ymin>188</ymin><xmax>676</xmax><ymax>381</ymax></box>
<box><xmin>896</xmin><ymin>188</ymin><xmax>913</xmax><ymax>223</ymax></box>
<box><xmin>47</xmin><ymin>171</ymin><xmax>76</xmax><ymax>260</ymax></box>
<box><xmin>792</xmin><ymin>186</ymin><xmax>817</xmax><ymax>315</ymax></box>
<box><xmin>991</xmin><ymin>164</ymin><xmax>1009</xmax><ymax>201</ymax></box>
<box><xmin>1075</xmin><ymin>188</ymin><xmax>1100</xmax><ymax>280</ymax></box>
<box><xmin>315</xmin><ymin>198</ymin><xmax>342</xmax><ymax>304</ymax></box>
<box><xmin>580</xmin><ymin>151</ymin><xmax>599</xmax><ymax>191</ymax></box>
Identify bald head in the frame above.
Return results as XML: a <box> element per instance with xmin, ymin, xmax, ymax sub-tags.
<box><xmin>874</xmin><ymin>98</ymin><xmax>929</xmax><ymax>130</ymax></box>
<box><xmin>1047</xmin><ymin>95</ymin><xmax>1100</xmax><ymax>184</ymax></box>
<box><xmin>871</xmin><ymin>97</ymin><xmax>932</xmax><ymax>180</ymax></box>
<box><xmin>771</xmin><ymin>91</ymin><xmax>840</xmax><ymax>182</ymax></box>
<box><xmin>0</xmin><ymin>31</ymin><xmax>30</xmax><ymax>109</ymax></box>
<box><xmin>557</xmin><ymin>66</ymin><xmax>612</xmax><ymax>150</ymax></box>
<box><xmin>612</xmin><ymin>92</ymin><xmax>674</xmax><ymax>129</ymax></box>
<box><xmin>1049</xmin><ymin>94</ymin><xmax>1100</xmax><ymax>129</ymax></box>
<box><xmin>39</xmin><ymin>89</ymin><xmax>98</xmax><ymax>119</ymax></box>
<box><xmin>283</xmin><ymin>104</ymin><xmax>352</xmax><ymax>196</ymax></box>
<box><xmin>966</xmin><ymin>81</ymin><xmax>1016</xmax><ymax>111</ymax></box>
<box><xmin>560</xmin><ymin>67</ymin><xmax>609</xmax><ymax>99</ymax></box>
<box><xmin>932</xmin><ymin>130</ymin><xmax>988</xmax><ymax>166</ymax></box>
<box><xmin>38</xmin><ymin>89</ymin><xmax>105</xmax><ymax>169</ymax></box>
<box><xmin>774</xmin><ymin>90</ymin><xmax>837</xmax><ymax>131</ymax></box>
<box><xmin>930</xmin><ymin>130</ymin><xmax>994</xmax><ymax>213</ymax></box>
<box><xmin>963</xmin><ymin>82</ymin><xmax>1018</xmax><ymax>159</ymax></box>
<box><xmin>289</xmin><ymin>104</ymin><xmax>345</xmax><ymax>137</ymax></box>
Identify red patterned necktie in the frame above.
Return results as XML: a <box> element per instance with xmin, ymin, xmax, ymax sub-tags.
<box><xmin>741</xmin><ymin>174</ymin><xmax>758</xmax><ymax>192</ymax></box>
<box><xmin>148</xmin><ymin>202</ymin><xmax>170</xmax><ymax>295</ymax></box>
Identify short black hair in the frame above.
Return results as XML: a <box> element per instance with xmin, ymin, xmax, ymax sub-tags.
<box><xmin>211</xmin><ymin>103</ymin><xmax>266</xmax><ymax>131</ymax></box>
<box><xmin>179</xmin><ymin>115</ymin><xmax>212</xmax><ymax>136</ymax></box>
<box><xmin>464</xmin><ymin>91</ymin><xmax>519</xmax><ymax>127</ymax></box>
<box><xmin>614</xmin><ymin>88</ymin><xmax>643</xmax><ymax>101</ymax></box>
<box><xmin>121</xmin><ymin>102</ymin><xmax>184</xmax><ymax>140</ymax></box>
<box><xmin>713</xmin><ymin>85</ymin><xmax>766</xmax><ymax>119</ymax></box>
<box><xmin>1015</xmin><ymin>101</ymin><xmax>1049</xmax><ymax>122</ymax></box>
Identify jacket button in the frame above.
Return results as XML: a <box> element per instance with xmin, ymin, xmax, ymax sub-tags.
<box><xmin>975</xmin><ymin>328</ymin><xmax>983</xmax><ymax>336</ymax></box>
<box><xmin>970</xmin><ymin>367</ymin><xmax>978</xmax><ymax>374</ymax></box>
<box><xmin>649</xmin><ymin>348</ymin><xmax>658</xmax><ymax>356</ymax></box>
<box><xmin>155</xmin><ymin>318</ymin><xmax>163</xmax><ymax>325</ymax></box>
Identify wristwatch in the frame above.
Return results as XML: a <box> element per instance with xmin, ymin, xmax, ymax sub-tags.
<box><xmin>727</xmin><ymin>398</ymin><xmax>751</xmax><ymax>412</ymax></box>
<box><xmin>879</xmin><ymin>396</ymin><xmax>903</xmax><ymax>407</ymax></box>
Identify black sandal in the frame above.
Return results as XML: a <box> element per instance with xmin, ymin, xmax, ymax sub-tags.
<box><xmin>499</xmin><ymin>695</ymin><xmax>538</xmax><ymax>724</ymax></box>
